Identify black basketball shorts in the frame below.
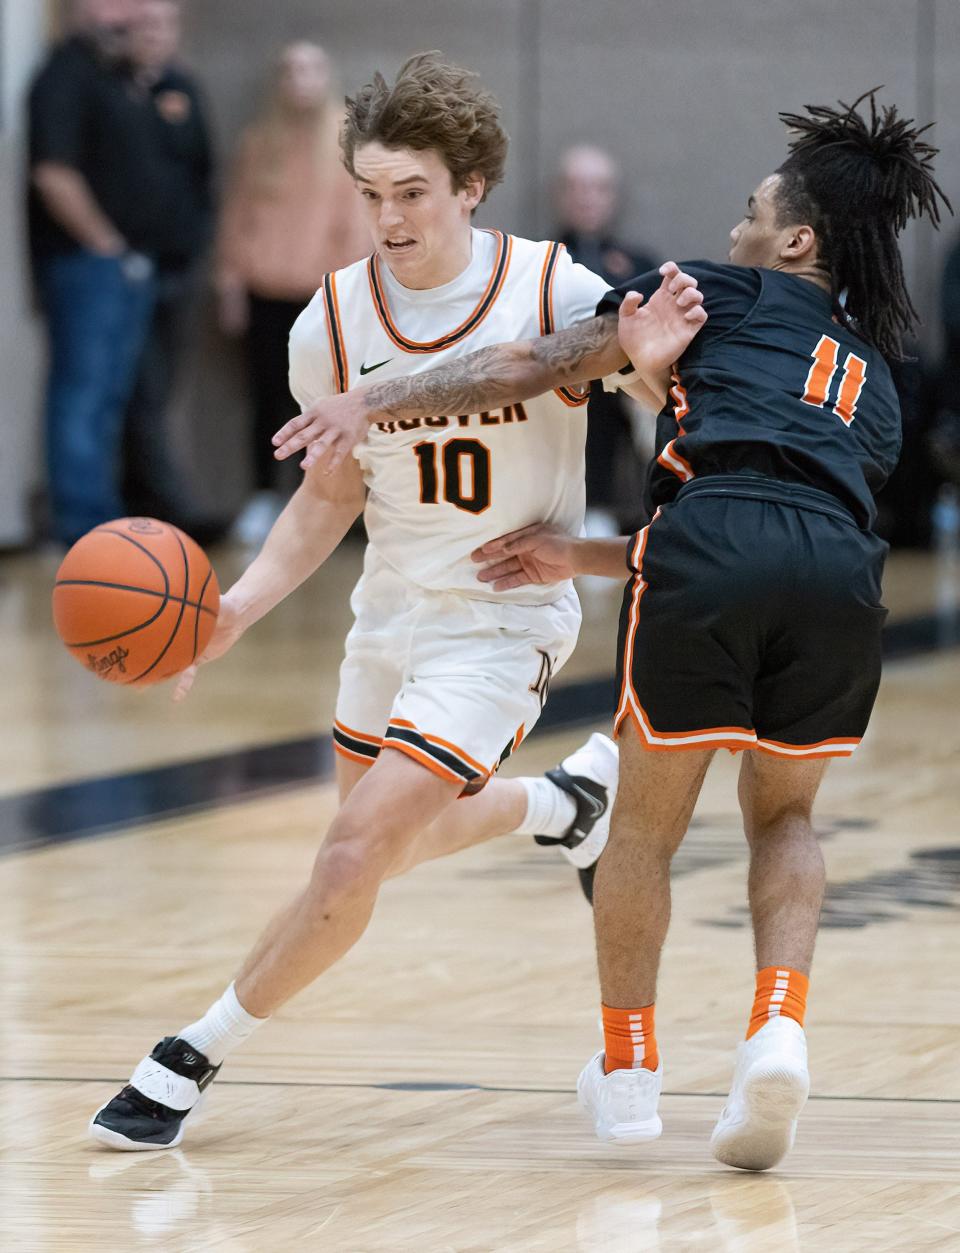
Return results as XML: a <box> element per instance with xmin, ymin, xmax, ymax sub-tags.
<box><xmin>614</xmin><ymin>480</ymin><xmax>889</xmax><ymax>759</ymax></box>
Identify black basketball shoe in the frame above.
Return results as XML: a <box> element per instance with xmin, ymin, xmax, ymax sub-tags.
<box><xmin>90</xmin><ymin>1036</ymin><xmax>221</xmax><ymax>1151</ymax></box>
<box><xmin>535</xmin><ymin>732</ymin><xmax>618</xmax><ymax>903</ymax></box>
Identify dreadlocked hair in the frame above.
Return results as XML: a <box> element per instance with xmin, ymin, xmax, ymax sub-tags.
<box><xmin>775</xmin><ymin>88</ymin><xmax>951</xmax><ymax>360</ymax></box>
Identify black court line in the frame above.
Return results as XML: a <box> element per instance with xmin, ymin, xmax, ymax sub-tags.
<box><xmin>0</xmin><ymin>738</ymin><xmax>337</xmax><ymax>856</ymax></box>
<box><xmin>2</xmin><ymin>1074</ymin><xmax>958</xmax><ymax>1106</ymax></box>
<box><xmin>882</xmin><ymin>608</ymin><xmax>960</xmax><ymax>658</ymax></box>
<box><xmin>0</xmin><ymin>674</ymin><xmax>610</xmax><ymax>856</ymax></box>
<box><xmin>0</xmin><ymin>608</ymin><xmax>956</xmax><ymax>857</ymax></box>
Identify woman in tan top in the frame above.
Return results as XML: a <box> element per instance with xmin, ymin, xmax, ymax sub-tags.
<box><xmin>217</xmin><ymin>41</ymin><xmax>368</xmax><ymax>543</ymax></box>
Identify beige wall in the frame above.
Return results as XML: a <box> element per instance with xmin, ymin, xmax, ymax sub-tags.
<box><xmin>185</xmin><ymin>0</ymin><xmax>960</xmax><ymax>299</ymax></box>
<box><xmin>2</xmin><ymin>0</ymin><xmax>959</xmax><ymax>539</ymax></box>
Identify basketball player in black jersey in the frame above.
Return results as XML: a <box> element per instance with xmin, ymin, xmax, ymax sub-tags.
<box><xmin>273</xmin><ymin>92</ymin><xmax>949</xmax><ymax>1169</ymax></box>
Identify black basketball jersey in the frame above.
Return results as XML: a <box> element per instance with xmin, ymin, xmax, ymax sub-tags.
<box><xmin>598</xmin><ymin>261</ymin><xmax>902</xmax><ymax>528</ymax></box>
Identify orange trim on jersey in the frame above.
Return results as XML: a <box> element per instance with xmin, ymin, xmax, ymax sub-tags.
<box><xmin>538</xmin><ymin>240</ymin><xmax>590</xmax><ymax>407</ymax></box>
<box><xmin>388</xmin><ymin>718</ymin><xmax>490</xmax><ymax>777</ymax></box>
<box><xmin>367</xmin><ymin>230</ymin><xmax>512</xmax><ymax>354</ymax></box>
<box><xmin>333</xmin><ymin>719</ymin><xmax>383</xmax><ymax>746</ymax></box>
<box><xmin>554</xmin><ymin>384</ymin><xmax>591</xmax><ymax>407</ymax></box>
<box><xmin>333</xmin><ymin>742</ymin><xmax>377</xmax><ymax>767</ymax></box>
<box><xmin>669</xmin><ymin>367</ymin><xmax>690</xmax><ymax>432</ymax></box>
<box><xmin>537</xmin><ymin>243</ymin><xmax>558</xmax><ymax>337</ymax></box>
<box><xmin>380</xmin><ymin>739</ymin><xmax>466</xmax><ymax>786</ymax></box>
<box><xmin>655</xmin><ymin>367</ymin><xmax>694</xmax><ymax>482</ymax></box>
<box><xmin>544</xmin><ymin>242</ymin><xmax>561</xmax><ymax>332</ymax></box>
<box><xmin>657</xmin><ymin>438</ymin><xmax>695</xmax><ymax>483</ymax></box>
<box><xmin>322</xmin><ymin>272</ymin><xmax>349</xmax><ymax>393</ymax></box>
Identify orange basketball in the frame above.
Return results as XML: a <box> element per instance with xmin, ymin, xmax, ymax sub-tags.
<box><xmin>52</xmin><ymin>517</ymin><xmax>221</xmax><ymax>687</ymax></box>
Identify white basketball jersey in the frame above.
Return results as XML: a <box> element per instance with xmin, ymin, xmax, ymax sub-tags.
<box><xmin>289</xmin><ymin>228</ymin><xmax>610</xmax><ymax>603</ymax></box>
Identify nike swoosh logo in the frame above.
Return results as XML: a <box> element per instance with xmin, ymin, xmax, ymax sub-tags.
<box><xmin>571</xmin><ymin>782</ymin><xmax>606</xmax><ymax>823</ymax></box>
<box><xmin>360</xmin><ymin>358</ymin><xmax>393</xmax><ymax>375</ymax></box>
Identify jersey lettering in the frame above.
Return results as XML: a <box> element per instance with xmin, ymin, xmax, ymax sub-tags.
<box><xmin>376</xmin><ymin>404</ymin><xmax>527</xmax><ymax>436</ymax></box>
<box><xmin>802</xmin><ymin>335</ymin><xmax>867</xmax><ymax>426</ymax></box>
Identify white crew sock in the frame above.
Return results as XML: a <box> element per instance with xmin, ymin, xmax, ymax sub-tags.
<box><xmin>179</xmin><ymin>982</ymin><xmax>267</xmax><ymax>1066</ymax></box>
<box><xmin>513</xmin><ymin>776</ymin><xmax>577</xmax><ymax>837</ymax></box>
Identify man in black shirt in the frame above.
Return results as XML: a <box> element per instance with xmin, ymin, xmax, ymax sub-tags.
<box><xmin>554</xmin><ymin>145</ymin><xmax>656</xmax><ymax>534</ymax></box>
<box><xmin>121</xmin><ymin>0</ymin><xmax>218</xmax><ymax>534</ymax></box>
<box><xmin>270</xmin><ymin>92</ymin><xmax>948</xmax><ymax>1173</ymax></box>
<box><xmin>28</xmin><ymin>0</ymin><xmax>191</xmax><ymax>543</ymax></box>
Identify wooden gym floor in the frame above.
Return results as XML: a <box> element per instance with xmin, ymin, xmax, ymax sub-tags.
<box><xmin>0</xmin><ymin>541</ymin><xmax>958</xmax><ymax>1251</ymax></box>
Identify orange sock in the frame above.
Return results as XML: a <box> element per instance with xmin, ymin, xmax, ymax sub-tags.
<box><xmin>601</xmin><ymin>1003</ymin><xmax>659</xmax><ymax>1073</ymax></box>
<box><xmin>746</xmin><ymin>966</ymin><xmax>809</xmax><ymax>1039</ymax></box>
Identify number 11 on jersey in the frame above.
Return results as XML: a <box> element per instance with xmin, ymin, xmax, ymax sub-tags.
<box><xmin>802</xmin><ymin>334</ymin><xmax>868</xmax><ymax>427</ymax></box>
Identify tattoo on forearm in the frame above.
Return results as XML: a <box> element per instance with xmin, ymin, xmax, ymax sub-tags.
<box><xmin>528</xmin><ymin>314</ymin><xmax>621</xmax><ymax>381</ymax></box>
<box><xmin>364</xmin><ymin>314</ymin><xmax>621</xmax><ymax>420</ymax></box>
<box><xmin>365</xmin><ymin>343</ymin><xmax>525</xmax><ymax>420</ymax></box>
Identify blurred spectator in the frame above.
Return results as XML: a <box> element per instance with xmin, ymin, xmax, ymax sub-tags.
<box><xmin>941</xmin><ymin>231</ymin><xmax>960</xmax><ymax>414</ymax></box>
<box><xmin>873</xmin><ymin>351</ymin><xmax>934</xmax><ymax>546</ymax></box>
<box><xmin>878</xmin><ymin>234</ymin><xmax>960</xmax><ymax>548</ymax></box>
<box><xmin>554</xmin><ymin>145</ymin><xmax>656</xmax><ymax>535</ymax></box>
<box><xmin>930</xmin><ymin>231</ymin><xmax>960</xmax><ymax>488</ymax></box>
<box><xmin>28</xmin><ymin>0</ymin><xmax>158</xmax><ymax>545</ymax></box>
<box><xmin>122</xmin><ymin>0</ymin><xmax>221</xmax><ymax>539</ymax></box>
<box><xmin>216</xmin><ymin>41</ymin><xmax>368</xmax><ymax>546</ymax></box>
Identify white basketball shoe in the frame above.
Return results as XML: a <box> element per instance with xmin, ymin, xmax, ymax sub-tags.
<box><xmin>537</xmin><ymin>732</ymin><xmax>619</xmax><ymax>901</ymax></box>
<box><xmin>710</xmin><ymin>1016</ymin><xmax>809</xmax><ymax>1171</ymax></box>
<box><xmin>577</xmin><ymin>1051</ymin><xmax>663</xmax><ymax>1144</ymax></box>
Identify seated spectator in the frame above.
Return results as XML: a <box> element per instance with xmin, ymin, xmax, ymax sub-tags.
<box><xmin>216</xmin><ymin>41</ymin><xmax>369</xmax><ymax>547</ymax></box>
<box><xmin>553</xmin><ymin>145</ymin><xmax>656</xmax><ymax>535</ymax></box>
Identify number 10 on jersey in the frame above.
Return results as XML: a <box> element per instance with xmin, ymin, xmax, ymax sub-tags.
<box><xmin>414</xmin><ymin>438</ymin><xmax>492</xmax><ymax>515</ymax></box>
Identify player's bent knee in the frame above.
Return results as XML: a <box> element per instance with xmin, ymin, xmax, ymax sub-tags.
<box><xmin>308</xmin><ymin>833</ymin><xmax>386</xmax><ymax>908</ymax></box>
<box><xmin>309</xmin><ymin>812</ymin><xmax>416</xmax><ymax>906</ymax></box>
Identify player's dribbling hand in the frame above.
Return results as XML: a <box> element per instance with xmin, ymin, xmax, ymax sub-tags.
<box><xmin>172</xmin><ymin>595</ymin><xmax>246</xmax><ymax>702</ymax></box>
<box><xmin>471</xmin><ymin>524</ymin><xmax>577</xmax><ymax>590</ymax></box>
<box><xmin>617</xmin><ymin>261</ymin><xmax>707</xmax><ymax>376</ymax></box>
<box><xmin>272</xmin><ymin>391</ymin><xmax>372</xmax><ymax>473</ymax></box>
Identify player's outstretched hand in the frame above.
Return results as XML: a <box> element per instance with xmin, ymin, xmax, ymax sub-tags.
<box><xmin>618</xmin><ymin>261</ymin><xmax>707</xmax><ymax>376</ymax></box>
<box><xmin>471</xmin><ymin>524</ymin><xmax>577</xmax><ymax>591</ymax></box>
<box><xmin>272</xmin><ymin>391</ymin><xmax>372</xmax><ymax>473</ymax></box>
<box><xmin>172</xmin><ymin>595</ymin><xmax>246</xmax><ymax>702</ymax></box>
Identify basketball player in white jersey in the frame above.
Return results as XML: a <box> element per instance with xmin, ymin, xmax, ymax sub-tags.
<box><xmin>90</xmin><ymin>53</ymin><xmax>705</xmax><ymax>1150</ymax></box>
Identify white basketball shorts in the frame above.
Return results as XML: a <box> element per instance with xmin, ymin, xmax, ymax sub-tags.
<box><xmin>333</xmin><ymin>548</ymin><xmax>582</xmax><ymax>793</ymax></box>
